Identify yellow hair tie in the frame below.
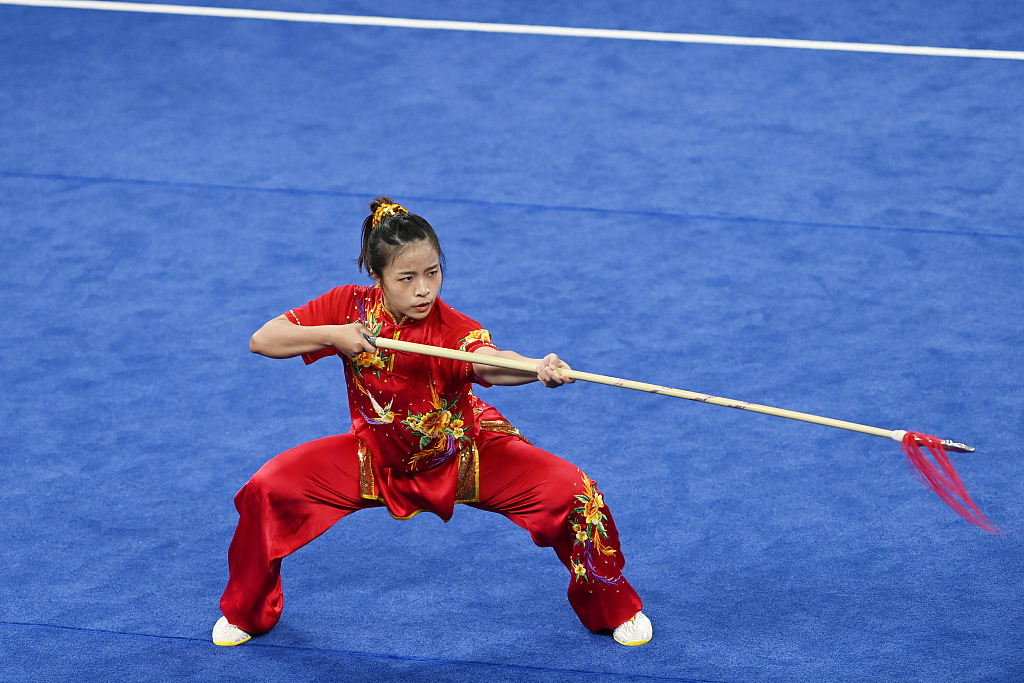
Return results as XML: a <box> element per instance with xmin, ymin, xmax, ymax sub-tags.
<box><xmin>372</xmin><ymin>203</ymin><xmax>408</xmax><ymax>227</ymax></box>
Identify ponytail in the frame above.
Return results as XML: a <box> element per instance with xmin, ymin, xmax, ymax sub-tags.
<box><xmin>358</xmin><ymin>196</ymin><xmax>445</xmax><ymax>277</ymax></box>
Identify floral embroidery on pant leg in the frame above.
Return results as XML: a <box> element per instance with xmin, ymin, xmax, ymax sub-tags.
<box><xmin>569</xmin><ymin>473</ymin><xmax>623</xmax><ymax>585</ymax></box>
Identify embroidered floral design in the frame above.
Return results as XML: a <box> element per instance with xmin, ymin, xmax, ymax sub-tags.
<box><xmin>468</xmin><ymin>391</ymin><xmax>485</xmax><ymax>416</ymax></box>
<box><xmin>354</xmin><ymin>351</ymin><xmax>385</xmax><ymax>371</ymax></box>
<box><xmin>351</xmin><ymin>290</ymin><xmax>395</xmax><ymax>378</ymax></box>
<box><xmin>354</xmin><ymin>292</ymin><xmax>384</xmax><ymax>336</ymax></box>
<box><xmin>569</xmin><ymin>474</ymin><xmax>622</xmax><ymax>585</ymax></box>
<box><xmin>402</xmin><ymin>380</ymin><xmax>468</xmax><ymax>470</ymax></box>
<box><xmin>458</xmin><ymin>329</ymin><xmax>492</xmax><ymax>351</ymax></box>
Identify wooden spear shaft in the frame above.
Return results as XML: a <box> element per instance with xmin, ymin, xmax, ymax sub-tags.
<box><xmin>365</xmin><ymin>336</ymin><xmax>974</xmax><ymax>453</ymax></box>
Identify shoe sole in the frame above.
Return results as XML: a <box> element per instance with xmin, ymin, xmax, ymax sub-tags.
<box><xmin>213</xmin><ymin>634</ymin><xmax>251</xmax><ymax>647</ymax></box>
<box><xmin>614</xmin><ymin>636</ymin><xmax>651</xmax><ymax>646</ymax></box>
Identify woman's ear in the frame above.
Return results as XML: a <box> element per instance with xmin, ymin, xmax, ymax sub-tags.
<box><xmin>370</xmin><ymin>270</ymin><xmax>382</xmax><ymax>287</ymax></box>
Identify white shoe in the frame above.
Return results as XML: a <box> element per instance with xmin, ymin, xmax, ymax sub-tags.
<box><xmin>613</xmin><ymin>611</ymin><xmax>652</xmax><ymax>646</ymax></box>
<box><xmin>212</xmin><ymin>616</ymin><xmax>251</xmax><ymax>646</ymax></box>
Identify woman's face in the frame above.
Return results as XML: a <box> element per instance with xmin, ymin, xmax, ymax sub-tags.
<box><xmin>374</xmin><ymin>240</ymin><xmax>442</xmax><ymax>322</ymax></box>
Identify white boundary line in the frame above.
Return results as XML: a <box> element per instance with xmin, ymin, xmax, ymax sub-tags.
<box><xmin>2</xmin><ymin>0</ymin><xmax>1023</xmax><ymax>60</ymax></box>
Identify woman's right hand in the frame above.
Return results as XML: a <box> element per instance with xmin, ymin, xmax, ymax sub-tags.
<box><xmin>331</xmin><ymin>323</ymin><xmax>378</xmax><ymax>358</ymax></box>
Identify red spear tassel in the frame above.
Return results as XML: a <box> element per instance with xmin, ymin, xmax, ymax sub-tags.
<box><xmin>901</xmin><ymin>432</ymin><xmax>999</xmax><ymax>533</ymax></box>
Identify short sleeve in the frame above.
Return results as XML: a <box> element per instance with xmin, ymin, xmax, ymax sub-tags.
<box><xmin>283</xmin><ymin>286</ymin><xmax>354</xmax><ymax>365</ymax></box>
<box><xmin>445</xmin><ymin>328</ymin><xmax>499</xmax><ymax>387</ymax></box>
<box><xmin>456</xmin><ymin>329</ymin><xmax>498</xmax><ymax>354</ymax></box>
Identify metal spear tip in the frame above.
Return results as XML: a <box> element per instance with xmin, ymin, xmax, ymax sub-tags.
<box><xmin>939</xmin><ymin>439</ymin><xmax>975</xmax><ymax>453</ymax></box>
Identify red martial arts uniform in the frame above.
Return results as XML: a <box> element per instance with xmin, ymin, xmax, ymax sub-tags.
<box><xmin>220</xmin><ymin>285</ymin><xmax>642</xmax><ymax>634</ymax></box>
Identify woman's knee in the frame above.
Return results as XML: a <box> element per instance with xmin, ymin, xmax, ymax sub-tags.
<box><xmin>235</xmin><ymin>445</ymin><xmax>314</xmax><ymax>511</ymax></box>
<box><xmin>236</xmin><ymin>466</ymin><xmax>290</xmax><ymax>515</ymax></box>
<box><xmin>237</xmin><ymin>435</ymin><xmax>363</xmax><ymax>514</ymax></box>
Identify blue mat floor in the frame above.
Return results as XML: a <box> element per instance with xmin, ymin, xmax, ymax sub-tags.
<box><xmin>1</xmin><ymin>2</ymin><xmax>1022</xmax><ymax>681</ymax></box>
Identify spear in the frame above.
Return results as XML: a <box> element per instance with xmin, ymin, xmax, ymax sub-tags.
<box><xmin>365</xmin><ymin>335</ymin><xmax>998</xmax><ymax>533</ymax></box>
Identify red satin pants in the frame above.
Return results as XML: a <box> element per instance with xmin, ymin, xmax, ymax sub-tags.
<box><xmin>219</xmin><ymin>431</ymin><xmax>642</xmax><ymax>634</ymax></box>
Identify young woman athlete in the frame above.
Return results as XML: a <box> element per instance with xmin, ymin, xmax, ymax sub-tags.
<box><xmin>213</xmin><ymin>197</ymin><xmax>652</xmax><ymax>647</ymax></box>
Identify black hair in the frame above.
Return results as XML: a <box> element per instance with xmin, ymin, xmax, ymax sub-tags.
<box><xmin>357</xmin><ymin>196</ymin><xmax>446</xmax><ymax>278</ymax></box>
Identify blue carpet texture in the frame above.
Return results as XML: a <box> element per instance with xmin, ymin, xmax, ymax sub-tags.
<box><xmin>1</xmin><ymin>2</ymin><xmax>1022</xmax><ymax>682</ymax></box>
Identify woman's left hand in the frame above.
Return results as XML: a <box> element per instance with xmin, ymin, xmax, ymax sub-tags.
<box><xmin>537</xmin><ymin>353</ymin><xmax>574</xmax><ymax>388</ymax></box>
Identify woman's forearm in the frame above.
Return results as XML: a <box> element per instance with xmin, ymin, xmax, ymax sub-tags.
<box><xmin>472</xmin><ymin>349</ymin><xmax>542</xmax><ymax>386</ymax></box>
<box><xmin>249</xmin><ymin>316</ymin><xmax>346</xmax><ymax>359</ymax></box>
